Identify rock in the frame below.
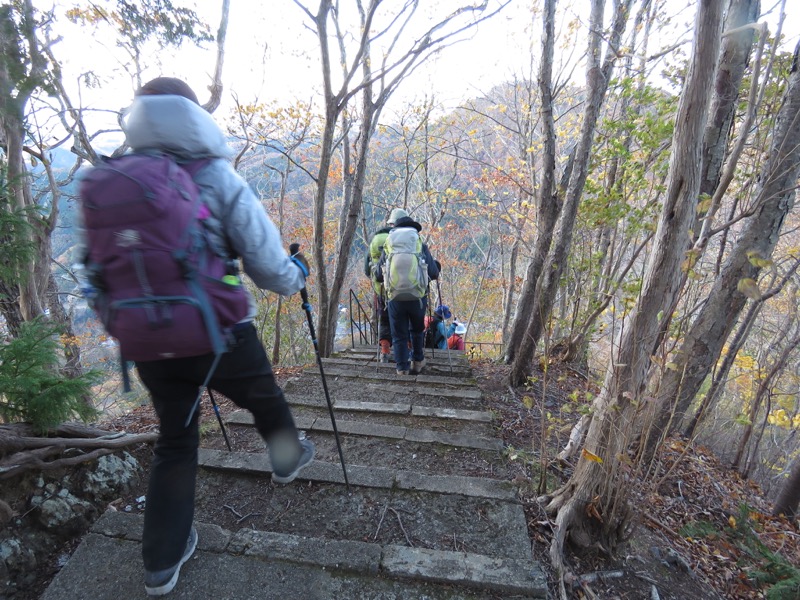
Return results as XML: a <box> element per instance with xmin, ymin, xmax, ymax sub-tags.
<box><xmin>81</xmin><ymin>452</ymin><xmax>141</xmax><ymax>501</ymax></box>
<box><xmin>0</xmin><ymin>537</ymin><xmax>37</xmax><ymax>576</ymax></box>
<box><xmin>31</xmin><ymin>491</ymin><xmax>97</xmax><ymax>536</ymax></box>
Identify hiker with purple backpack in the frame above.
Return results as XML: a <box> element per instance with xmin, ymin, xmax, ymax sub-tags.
<box><xmin>79</xmin><ymin>78</ymin><xmax>314</xmax><ymax>596</ymax></box>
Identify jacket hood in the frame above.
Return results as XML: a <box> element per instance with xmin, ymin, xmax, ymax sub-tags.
<box><xmin>122</xmin><ymin>95</ymin><xmax>232</xmax><ymax>160</ymax></box>
<box><xmin>393</xmin><ymin>215</ymin><xmax>422</xmax><ymax>232</ymax></box>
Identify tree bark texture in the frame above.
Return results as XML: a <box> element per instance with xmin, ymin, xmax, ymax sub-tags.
<box><xmin>545</xmin><ymin>0</ymin><xmax>724</xmax><ymax>552</ymax></box>
<box><xmin>773</xmin><ymin>453</ymin><xmax>800</xmax><ymax>518</ymax></box>
<box><xmin>0</xmin><ymin>1</ymin><xmax>48</xmax><ymax>324</ymax></box>
<box><xmin>698</xmin><ymin>0</ymin><xmax>760</xmax><ymax>203</ymax></box>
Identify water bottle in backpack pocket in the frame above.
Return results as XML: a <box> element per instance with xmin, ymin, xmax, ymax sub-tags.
<box><xmin>79</xmin><ymin>153</ymin><xmax>249</xmax><ymax>362</ymax></box>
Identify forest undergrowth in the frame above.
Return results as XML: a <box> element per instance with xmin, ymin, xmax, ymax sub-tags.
<box><xmin>476</xmin><ymin>359</ymin><xmax>800</xmax><ymax>600</ymax></box>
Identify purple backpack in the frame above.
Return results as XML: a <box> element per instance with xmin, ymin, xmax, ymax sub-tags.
<box><xmin>79</xmin><ymin>153</ymin><xmax>249</xmax><ymax>363</ymax></box>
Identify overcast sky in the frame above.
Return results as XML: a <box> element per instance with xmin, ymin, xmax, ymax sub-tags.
<box><xmin>46</xmin><ymin>0</ymin><xmax>799</xmax><ymax>142</ymax></box>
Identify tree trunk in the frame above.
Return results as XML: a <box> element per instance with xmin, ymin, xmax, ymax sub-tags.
<box><xmin>698</xmin><ymin>0</ymin><xmax>761</xmax><ymax>203</ymax></box>
<box><xmin>773</xmin><ymin>453</ymin><xmax>800</xmax><ymax>518</ymax></box>
<box><xmin>647</xmin><ymin>37</ymin><xmax>800</xmax><ymax>451</ymax></box>
<box><xmin>543</xmin><ymin>0</ymin><xmax>723</xmax><ymax>568</ymax></box>
<box><xmin>0</xmin><ymin>1</ymin><xmax>47</xmax><ymax>324</ymax></box>
<box><xmin>684</xmin><ymin>260</ymin><xmax>800</xmax><ymax>437</ymax></box>
<box><xmin>503</xmin><ymin>0</ymin><xmax>559</xmax><ymax>364</ymax></box>
<box><xmin>201</xmin><ymin>0</ymin><xmax>230</xmax><ymax>114</ymax></box>
<box><xmin>0</xmin><ymin>280</ymin><xmax>23</xmax><ymax>337</ymax></box>
<box><xmin>311</xmin><ymin>102</ymin><xmax>339</xmax><ymax>357</ymax></box>
<box><xmin>508</xmin><ymin>0</ymin><xmax>633</xmax><ymax>386</ymax></box>
<box><xmin>501</xmin><ymin>235</ymin><xmax>520</xmax><ymax>344</ymax></box>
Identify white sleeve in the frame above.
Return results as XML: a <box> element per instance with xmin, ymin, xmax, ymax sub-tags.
<box><xmin>194</xmin><ymin>159</ymin><xmax>305</xmax><ymax>296</ymax></box>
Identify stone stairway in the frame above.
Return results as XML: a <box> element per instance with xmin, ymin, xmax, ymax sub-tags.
<box><xmin>43</xmin><ymin>344</ymin><xmax>546</xmax><ymax>599</ymax></box>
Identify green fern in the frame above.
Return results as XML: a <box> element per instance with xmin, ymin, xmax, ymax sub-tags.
<box><xmin>0</xmin><ymin>318</ymin><xmax>99</xmax><ymax>433</ymax></box>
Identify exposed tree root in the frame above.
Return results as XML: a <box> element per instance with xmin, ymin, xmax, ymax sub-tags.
<box><xmin>542</xmin><ymin>472</ymin><xmax>634</xmax><ymax>600</ymax></box>
<box><xmin>546</xmin><ymin>491</ymin><xmax>580</xmax><ymax>600</ymax></box>
<box><xmin>0</xmin><ymin>422</ymin><xmax>157</xmax><ymax>479</ymax></box>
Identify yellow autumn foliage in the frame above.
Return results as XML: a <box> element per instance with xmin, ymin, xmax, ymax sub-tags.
<box><xmin>767</xmin><ymin>408</ymin><xmax>800</xmax><ymax>430</ymax></box>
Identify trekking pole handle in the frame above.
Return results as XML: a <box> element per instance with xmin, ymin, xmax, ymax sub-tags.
<box><xmin>289</xmin><ymin>244</ymin><xmax>312</xmax><ymax>310</ymax></box>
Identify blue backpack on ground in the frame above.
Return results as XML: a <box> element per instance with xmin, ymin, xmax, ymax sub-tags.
<box><xmin>79</xmin><ymin>153</ymin><xmax>249</xmax><ymax>377</ymax></box>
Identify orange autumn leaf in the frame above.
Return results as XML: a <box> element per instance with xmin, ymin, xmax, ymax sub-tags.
<box><xmin>581</xmin><ymin>449</ymin><xmax>604</xmax><ymax>464</ymax></box>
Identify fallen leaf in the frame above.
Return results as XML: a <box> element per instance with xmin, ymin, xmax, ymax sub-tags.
<box><xmin>582</xmin><ymin>448</ymin><xmax>604</xmax><ymax>464</ymax></box>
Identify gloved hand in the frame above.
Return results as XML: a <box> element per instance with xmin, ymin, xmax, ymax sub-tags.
<box><xmin>289</xmin><ymin>243</ymin><xmax>310</xmax><ymax>279</ymax></box>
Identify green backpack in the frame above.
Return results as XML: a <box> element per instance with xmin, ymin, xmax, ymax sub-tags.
<box><xmin>368</xmin><ymin>231</ymin><xmax>389</xmax><ymax>295</ymax></box>
<box><xmin>384</xmin><ymin>227</ymin><xmax>429</xmax><ymax>301</ymax></box>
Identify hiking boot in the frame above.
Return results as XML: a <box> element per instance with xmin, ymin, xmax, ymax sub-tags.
<box><xmin>410</xmin><ymin>359</ymin><xmax>426</xmax><ymax>375</ymax></box>
<box><xmin>272</xmin><ymin>438</ymin><xmax>315</xmax><ymax>484</ymax></box>
<box><xmin>144</xmin><ymin>526</ymin><xmax>198</xmax><ymax>596</ymax></box>
<box><xmin>379</xmin><ymin>340</ymin><xmax>391</xmax><ymax>363</ymax></box>
<box><xmin>396</xmin><ymin>369</ymin><xmax>409</xmax><ymax>375</ymax></box>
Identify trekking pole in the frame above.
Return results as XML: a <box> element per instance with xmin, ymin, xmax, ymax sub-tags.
<box><xmin>426</xmin><ymin>287</ymin><xmax>435</xmax><ymax>360</ymax></box>
<box><xmin>435</xmin><ymin>278</ymin><xmax>454</xmax><ymax>374</ymax></box>
<box><xmin>207</xmin><ymin>389</ymin><xmax>232</xmax><ymax>451</ymax></box>
<box><xmin>291</xmin><ymin>244</ymin><xmax>350</xmax><ymax>490</ymax></box>
<box><xmin>374</xmin><ymin>292</ymin><xmax>382</xmax><ymax>373</ymax></box>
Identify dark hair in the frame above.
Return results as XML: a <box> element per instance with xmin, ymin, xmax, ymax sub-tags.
<box><xmin>135</xmin><ymin>77</ymin><xmax>199</xmax><ymax>104</ymax></box>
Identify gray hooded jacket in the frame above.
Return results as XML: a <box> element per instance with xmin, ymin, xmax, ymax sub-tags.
<box><xmin>120</xmin><ymin>94</ymin><xmax>305</xmax><ymax>318</ymax></box>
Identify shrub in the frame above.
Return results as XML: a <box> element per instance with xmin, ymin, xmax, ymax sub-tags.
<box><xmin>0</xmin><ymin>317</ymin><xmax>99</xmax><ymax>432</ymax></box>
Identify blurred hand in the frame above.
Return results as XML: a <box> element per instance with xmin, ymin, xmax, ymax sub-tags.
<box><xmin>289</xmin><ymin>243</ymin><xmax>310</xmax><ymax>278</ymax></box>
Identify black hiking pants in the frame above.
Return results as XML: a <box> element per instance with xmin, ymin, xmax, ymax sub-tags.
<box><xmin>387</xmin><ymin>297</ymin><xmax>427</xmax><ymax>371</ymax></box>
<box><xmin>135</xmin><ymin>322</ymin><xmax>299</xmax><ymax>571</ymax></box>
<box><xmin>374</xmin><ymin>292</ymin><xmax>391</xmax><ymax>343</ymax></box>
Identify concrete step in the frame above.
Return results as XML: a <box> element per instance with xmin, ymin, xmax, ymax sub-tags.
<box><xmin>285</xmin><ymin>394</ymin><xmax>493</xmax><ymax>424</ymax></box>
<box><xmin>285</xmin><ymin>375</ymin><xmax>484</xmax><ymax>403</ymax></box>
<box><xmin>198</xmin><ymin>449</ymin><xmax>514</xmax><ymax>500</ymax></box>
<box><xmin>324</xmin><ymin>356</ymin><xmax>472</xmax><ymax>377</ymax></box>
<box><xmin>303</xmin><ymin>366</ymin><xmax>477</xmax><ymax>388</ymax></box>
<box><xmin>42</xmin><ymin>511</ymin><xmax>547</xmax><ymax>599</ymax></box>
<box><xmin>227</xmin><ymin>410</ymin><xmax>504</xmax><ymax>452</ymax></box>
<box><xmin>337</xmin><ymin>346</ymin><xmax>471</xmax><ymax>362</ymax></box>
<box><xmin>346</xmin><ymin>343</ymin><xmax>467</xmax><ymax>360</ymax></box>
<box><xmin>287</xmin><ymin>404</ymin><xmax>496</xmax><ymax>437</ymax></box>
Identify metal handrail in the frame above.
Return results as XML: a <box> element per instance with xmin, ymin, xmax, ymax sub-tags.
<box><xmin>348</xmin><ymin>289</ymin><xmax>374</xmax><ymax>348</ymax></box>
<box><xmin>465</xmin><ymin>340</ymin><xmax>503</xmax><ymax>360</ymax></box>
